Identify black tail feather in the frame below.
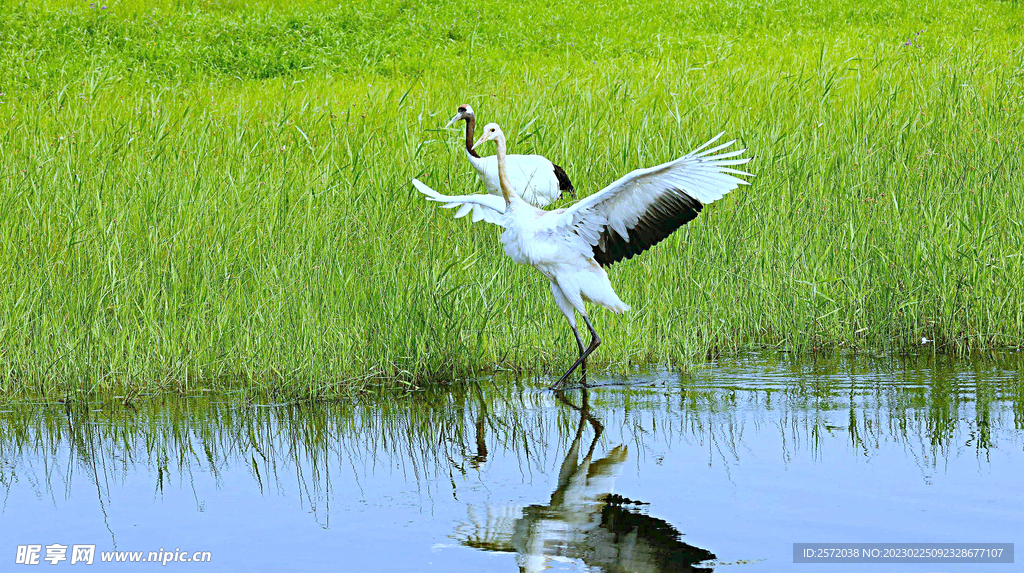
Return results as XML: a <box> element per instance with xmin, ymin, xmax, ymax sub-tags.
<box><xmin>552</xmin><ymin>163</ymin><xmax>575</xmax><ymax>197</ymax></box>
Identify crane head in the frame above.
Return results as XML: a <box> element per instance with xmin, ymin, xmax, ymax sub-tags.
<box><xmin>471</xmin><ymin>123</ymin><xmax>504</xmax><ymax>151</ymax></box>
<box><xmin>444</xmin><ymin>104</ymin><xmax>475</xmax><ymax>128</ymax></box>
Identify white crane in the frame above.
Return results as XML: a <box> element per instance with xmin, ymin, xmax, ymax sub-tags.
<box><xmin>414</xmin><ymin>123</ymin><xmax>752</xmax><ymax>388</ymax></box>
<box><xmin>445</xmin><ymin>105</ymin><xmax>573</xmax><ymax>207</ymax></box>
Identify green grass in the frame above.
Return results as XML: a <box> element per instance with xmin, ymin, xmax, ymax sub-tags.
<box><xmin>0</xmin><ymin>0</ymin><xmax>1022</xmax><ymax>398</ymax></box>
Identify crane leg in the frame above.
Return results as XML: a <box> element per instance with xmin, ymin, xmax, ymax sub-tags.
<box><xmin>551</xmin><ymin>315</ymin><xmax>600</xmax><ymax>389</ymax></box>
<box><xmin>550</xmin><ymin>281</ymin><xmax>590</xmax><ymax>384</ymax></box>
<box><xmin>572</xmin><ymin>326</ymin><xmax>587</xmax><ymax>377</ymax></box>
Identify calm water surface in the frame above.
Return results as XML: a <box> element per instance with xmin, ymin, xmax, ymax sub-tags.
<box><xmin>2</xmin><ymin>356</ymin><xmax>1022</xmax><ymax>571</ymax></box>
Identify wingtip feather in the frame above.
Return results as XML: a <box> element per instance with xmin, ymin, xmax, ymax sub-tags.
<box><xmin>688</xmin><ymin>132</ymin><xmax>726</xmax><ymax>156</ymax></box>
<box><xmin>412</xmin><ymin>178</ymin><xmax>447</xmax><ymax>201</ymax></box>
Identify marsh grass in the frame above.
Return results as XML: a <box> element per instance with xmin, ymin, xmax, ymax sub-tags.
<box><xmin>0</xmin><ymin>0</ymin><xmax>1022</xmax><ymax>397</ymax></box>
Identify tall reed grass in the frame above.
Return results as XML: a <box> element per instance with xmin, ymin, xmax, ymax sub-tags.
<box><xmin>0</xmin><ymin>0</ymin><xmax>1021</xmax><ymax>396</ymax></box>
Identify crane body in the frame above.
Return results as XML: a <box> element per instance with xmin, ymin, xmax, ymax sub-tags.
<box><xmin>446</xmin><ymin>105</ymin><xmax>573</xmax><ymax>207</ymax></box>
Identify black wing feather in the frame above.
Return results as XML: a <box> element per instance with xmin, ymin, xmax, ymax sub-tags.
<box><xmin>592</xmin><ymin>188</ymin><xmax>703</xmax><ymax>267</ymax></box>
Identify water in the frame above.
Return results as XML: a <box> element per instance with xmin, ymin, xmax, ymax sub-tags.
<box><xmin>1</xmin><ymin>356</ymin><xmax>1022</xmax><ymax>571</ymax></box>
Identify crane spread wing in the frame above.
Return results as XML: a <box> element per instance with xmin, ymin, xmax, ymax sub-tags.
<box><xmin>412</xmin><ymin>179</ymin><xmax>507</xmax><ymax>227</ymax></box>
<box><xmin>549</xmin><ymin>133</ymin><xmax>752</xmax><ymax>267</ymax></box>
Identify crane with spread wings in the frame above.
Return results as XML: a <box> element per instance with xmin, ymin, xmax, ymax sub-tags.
<box><xmin>414</xmin><ymin>123</ymin><xmax>752</xmax><ymax>387</ymax></box>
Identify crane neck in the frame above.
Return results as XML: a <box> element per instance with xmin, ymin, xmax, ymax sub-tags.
<box><xmin>494</xmin><ymin>135</ymin><xmax>518</xmax><ymax>206</ymax></box>
<box><xmin>464</xmin><ymin>115</ymin><xmax>480</xmax><ymax>158</ymax></box>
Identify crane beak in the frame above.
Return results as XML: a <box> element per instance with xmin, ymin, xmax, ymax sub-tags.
<box><xmin>471</xmin><ymin>133</ymin><xmax>490</xmax><ymax>151</ymax></box>
<box><xmin>444</xmin><ymin>113</ymin><xmax>462</xmax><ymax>129</ymax></box>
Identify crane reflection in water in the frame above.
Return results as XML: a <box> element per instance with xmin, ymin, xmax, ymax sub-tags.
<box><xmin>452</xmin><ymin>389</ymin><xmax>716</xmax><ymax>572</ymax></box>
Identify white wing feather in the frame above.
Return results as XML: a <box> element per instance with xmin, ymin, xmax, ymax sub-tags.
<box><xmin>412</xmin><ymin>179</ymin><xmax>507</xmax><ymax>228</ymax></box>
<box><xmin>547</xmin><ymin>132</ymin><xmax>752</xmax><ymax>242</ymax></box>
